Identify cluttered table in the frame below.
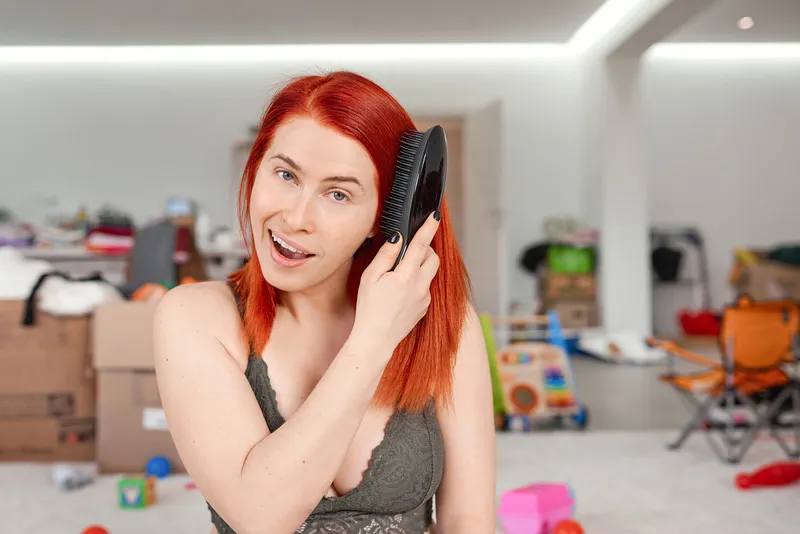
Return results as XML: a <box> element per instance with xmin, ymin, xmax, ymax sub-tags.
<box><xmin>17</xmin><ymin>244</ymin><xmax>249</xmax><ymax>284</ymax></box>
<box><xmin>20</xmin><ymin>244</ymin><xmax>247</xmax><ymax>261</ymax></box>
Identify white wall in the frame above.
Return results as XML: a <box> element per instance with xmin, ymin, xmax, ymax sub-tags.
<box><xmin>642</xmin><ymin>56</ymin><xmax>800</xmax><ymax>309</ymax></box>
<box><xmin>464</xmin><ymin>100</ymin><xmax>505</xmax><ymax>316</ymax></box>
<box><xmin>0</xmin><ymin>58</ymin><xmax>585</xmax><ymax>311</ymax></box>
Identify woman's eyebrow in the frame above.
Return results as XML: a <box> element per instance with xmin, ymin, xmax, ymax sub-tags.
<box><xmin>321</xmin><ymin>176</ymin><xmax>364</xmax><ymax>191</ymax></box>
<box><xmin>270</xmin><ymin>153</ymin><xmax>302</xmax><ymax>172</ymax></box>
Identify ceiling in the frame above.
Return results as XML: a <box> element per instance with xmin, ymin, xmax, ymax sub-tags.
<box><xmin>0</xmin><ymin>0</ymin><xmax>605</xmax><ymax>46</ymax></box>
<box><xmin>669</xmin><ymin>0</ymin><xmax>800</xmax><ymax>42</ymax></box>
<box><xmin>1</xmin><ymin>0</ymin><xmax>797</xmax><ymax>48</ymax></box>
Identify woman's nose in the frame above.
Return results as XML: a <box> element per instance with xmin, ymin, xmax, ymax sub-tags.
<box><xmin>282</xmin><ymin>193</ymin><xmax>316</xmax><ymax>233</ymax></box>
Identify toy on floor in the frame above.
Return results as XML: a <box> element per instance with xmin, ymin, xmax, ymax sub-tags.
<box><xmin>498</xmin><ymin>483</ymin><xmax>578</xmax><ymax>534</ymax></box>
<box><xmin>488</xmin><ymin>312</ymin><xmax>588</xmax><ymax>431</ymax></box>
<box><xmin>51</xmin><ymin>463</ymin><xmax>94</xmax><ymax>491</ymax></box>
<box><xmin>735</xmin><ymin>461</ymin><xmax>800</xmax><ymax>490</ymax></box>
<box><xmin>118</xmin><ymin>475</ymin><xmax>157</xmax><ymax>508</ymax></box>
<box><xmin>146</xmin><ymin>455</ymin><xmax>172</xmax><ymax>479</ymax></box>
<box><xmin>81</xmin><ymin>526</ymin><xmax>109</xmax><ymax>534</ymax></box>
<box><xmin>552</xmin><ymin>519</ymin><xmax>584</xmax><ymax>534</ymax></box>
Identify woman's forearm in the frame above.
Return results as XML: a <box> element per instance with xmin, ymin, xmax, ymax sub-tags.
<box><xmin>234</xmin><ymin>332</ymin><xmax>391</xmax><ymax>533</ymax></box>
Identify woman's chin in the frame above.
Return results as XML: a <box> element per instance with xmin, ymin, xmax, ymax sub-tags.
<box><xmin>260</xmin><ymin>258</ymin><xmax>354</xmax><ymax>296</ymax></box>
<box><xmin>260</xmin><ymin>266</ymin><xmax>316</xmax><ymax>293</ymax></box>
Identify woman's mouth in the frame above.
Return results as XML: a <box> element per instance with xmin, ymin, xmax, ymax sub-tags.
<box><xmin>269</xmin><ymin>230</ymin><xmax>315</xmax><ymax>267</ymax></box>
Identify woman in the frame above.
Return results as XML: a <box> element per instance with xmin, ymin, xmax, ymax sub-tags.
<box><xmin>154</xmin><ymin>71</ymin><xmax>496</xmax><ymax>534</ymax></box>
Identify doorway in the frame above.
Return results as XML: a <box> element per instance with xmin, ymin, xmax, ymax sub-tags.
<box><xmin>412</xmin><ymin>117</ymin><xmax>465</xmax><ymax>246</ymax></box>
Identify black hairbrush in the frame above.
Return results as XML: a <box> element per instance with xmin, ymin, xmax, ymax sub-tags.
<box><xmin>380</xmin><ymin>125</ymin><xmax>448</xmax><ymax>270</ymax></box>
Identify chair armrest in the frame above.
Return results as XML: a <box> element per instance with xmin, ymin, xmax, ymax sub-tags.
<box><xmin>647</xmin><ymin>337</ymin><xmax>720</xmax><ymax>368</ymax></box>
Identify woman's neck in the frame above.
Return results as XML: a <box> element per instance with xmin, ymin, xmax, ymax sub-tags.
<box><xmin>279</xmin><ymin>273</ymin><xmax>353</xmax><ymax>327</ymax></box>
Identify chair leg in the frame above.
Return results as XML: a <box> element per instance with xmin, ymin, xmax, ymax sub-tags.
<box><xmin>767</xmin><ymin>382</ymin><xmax>800</xmax><ymax>459</ymax></box>
<box><xmin>716</xmin><ymin>389</ymin><xmax>763</xmax><ymax>464</ymax></box>
<box><xmin>667</xmin><ymin>385</ymin><xmax>797</xmax><ymax>464</ymax></box>
<box><xmin>726</xmin><ymin>384</ymin><xmax>800</xmax><ymax>463</ymax></box>
<box><xmin>677</xmin><ymin>387</ymin><xmax>762</xmax><ymax>464</ymax></box>
<box><xmin>668</xmin><ymin>391</ymin><xmax>717</xmax><ymax>451</ymax></box>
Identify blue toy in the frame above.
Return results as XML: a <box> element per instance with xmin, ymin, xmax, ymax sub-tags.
<box><xmin>145</xmin><ymin>456</ymin><xmax>172</xmax><ymax>479</ymax></box>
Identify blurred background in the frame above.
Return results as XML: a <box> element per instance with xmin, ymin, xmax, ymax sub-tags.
<box><xmin>1</xmin><ymin>0</ymin><xmax>799</xmax><ymax>532</ymax></box>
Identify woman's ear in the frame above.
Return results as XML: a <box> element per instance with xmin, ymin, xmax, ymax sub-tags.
<box><xmin>366</xmin><ymin>221</ymin><xmax>380</xmax><ymax>239</ymax></box>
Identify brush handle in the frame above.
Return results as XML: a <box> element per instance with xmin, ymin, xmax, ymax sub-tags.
<box><xmin>389</xmin><ymin>240</ymin><xmax>410</xmax><ymax>272</ymax></box>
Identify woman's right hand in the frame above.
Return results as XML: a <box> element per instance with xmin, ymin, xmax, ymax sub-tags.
<box><xmin>352</xmin><ymin>211</ymin><xmax>442</xmax><ymax>355</ymax></box>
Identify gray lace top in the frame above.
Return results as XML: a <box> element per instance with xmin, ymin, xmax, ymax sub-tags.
<box><xmin>207</xmin><ymin>355</ymin><xmax>445</xmax><ymax>533</ymax></box>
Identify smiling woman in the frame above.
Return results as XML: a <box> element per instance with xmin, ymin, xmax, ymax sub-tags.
<box><xmin>250</xmin><ymin>117</ymin><xmax>381</xmax><ymax>289</ymax></box>
<box><xmin>153</xmin><ymin>71</ymin><xmax>496</xmax><ymax>534</ymax></box>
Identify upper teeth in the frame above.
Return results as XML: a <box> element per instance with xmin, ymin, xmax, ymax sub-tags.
<box><xmin>272</xmin><ymin>233</ymin><xmax>305</xmax><ymax>254</ymax></box>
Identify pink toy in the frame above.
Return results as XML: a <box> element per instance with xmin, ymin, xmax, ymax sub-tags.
<box><xmin>498</xmin><ymin>483</ymin><xmax>575</xmax><ymax>534</ymax></box>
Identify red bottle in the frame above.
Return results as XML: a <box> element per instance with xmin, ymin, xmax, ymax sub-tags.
<box><xmin>735</xmin><ymin>462</ymin><xmax>800</xmax><ymax>490</ymax></box>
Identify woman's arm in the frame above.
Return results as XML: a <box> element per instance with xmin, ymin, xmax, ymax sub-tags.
<box><xmin>434</xmin><ymin>305</ymin><xmax>497</xmax><ymax>533</ymax></box>
<box><xmin>154</xmin><ymin>283</ymin><xmax>390</xmax><ymax>534</ymax></box>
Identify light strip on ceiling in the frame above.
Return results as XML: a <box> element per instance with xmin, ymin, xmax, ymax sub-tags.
<box><xmin>648</xmin><ymin>42</ymin><xmax>800</xmax><ymax>59</ymax></box>
<box><xmin>0</xmin><ymin>43</ymin><xmax>570</xmax><ymax>64</ymax></box>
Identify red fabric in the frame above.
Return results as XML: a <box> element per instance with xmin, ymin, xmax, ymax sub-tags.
<box><xmin>88</xmin><ymin>226</ymin><xmax>134</xmax><ymax>238</ymax></box>
<box><xmin>173</xmin><ymin>227</ymin><xmax>190</xmax><ymax>264</ymax></box>
<box><xmin>679</xmin><ymin>309</ymin><xmax>721</xmax><ymax>336</ymax></box>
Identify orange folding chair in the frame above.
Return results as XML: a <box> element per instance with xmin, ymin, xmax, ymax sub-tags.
<box><xmin>649</xmin><ymin>295</ymin><xmax>800</xmax><ymax>464</ymax></box>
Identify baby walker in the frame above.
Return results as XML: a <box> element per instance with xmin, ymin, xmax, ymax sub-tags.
<box><xmin>482</xmin><ymin>311</ymin><xmax>589</xmax><ymax>432</ymax></box>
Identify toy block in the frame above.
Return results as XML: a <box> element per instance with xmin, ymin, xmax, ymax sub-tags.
<box><xmin>498</xmin><ymin>483</ymin><xmax>575</xmax><ymax>534</ymax></box>
<box><xmin>118</xmin><ymin>475</ymin><xmax>157</xmax><ymax>508</ymax></box>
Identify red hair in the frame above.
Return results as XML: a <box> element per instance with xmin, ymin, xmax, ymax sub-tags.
<box><xmin>229</xmin><ymin>71</ymin><xmax>471</xmax><ymax>411</ymax></box>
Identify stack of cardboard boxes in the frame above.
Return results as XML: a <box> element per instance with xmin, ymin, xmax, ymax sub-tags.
<box><xmin>538</xmin><ymin>245</ymin><xmax>600</xmax><ymax>330</ymax></box>
<box><xmin>0</xmin><ymin>297</ymin><xmax>184</xmax><ymax>472</ymax></box>
<box><xmin>0</xmin><ymin>300</ymin><xmax>96</xmax><ymax>462</ymax></box>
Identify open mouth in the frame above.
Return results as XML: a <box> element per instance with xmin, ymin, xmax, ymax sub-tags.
<box><xmin>269</xmin><ymin>231</ymin><xmax>314</xmax><ymax>262</ymax></box>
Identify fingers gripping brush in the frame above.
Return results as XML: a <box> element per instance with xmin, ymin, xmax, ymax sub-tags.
<box><xmin>379</xmin><ymin>125</ymin><xmax>448</xmax><ymax>271</ymax></box>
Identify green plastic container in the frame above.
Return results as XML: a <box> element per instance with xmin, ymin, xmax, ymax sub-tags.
<box><xmin>547</xmin><ymin>246</ymin><xmax>594</xmax><ymax>274</ymax></box>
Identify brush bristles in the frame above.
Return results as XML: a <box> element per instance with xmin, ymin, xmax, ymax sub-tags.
<box><xmin>380</xmin><ymin>131</ymin><xmax>425</xmax><ymax>238</ymax></box>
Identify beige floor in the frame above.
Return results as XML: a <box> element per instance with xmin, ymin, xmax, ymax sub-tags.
<box><xmin>1</xmin><ymin>358</ymin><xmax>798</xmax><ymax>533</ymax></box>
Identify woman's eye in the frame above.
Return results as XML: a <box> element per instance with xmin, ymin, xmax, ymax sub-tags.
<box><xmin>278</xmin><ymin>170</ymin><xmax>295</xmax><ymax>182</ymax></box>
<box><xmin>330</xmin><ymin>191</ymin><xmax>349</xmax><ymax>202</ymax></box>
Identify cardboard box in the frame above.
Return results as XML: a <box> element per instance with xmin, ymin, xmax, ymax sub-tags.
<box><xmin>540</xmin><ymin>273</ymin><xmax>597</xmax><ymax>303</ymax></box>
<box><xmin>732</xmin><ymin>260</ymin><xmax>800</xmax><ymax>301</ymax></box>
<box><xmin>0</xmin><ymin>300</ymin><xmax>95</xmax><ymax>462</ymax></box>
<box><xmin>93</xmin><ymin>301</ymin><xmax>185</xmax><ymax>474</ymax></box>
<box><xmin>552</xmin><ymin>302</ymin><xmax>600</xmax><ymax>330</ymax></box>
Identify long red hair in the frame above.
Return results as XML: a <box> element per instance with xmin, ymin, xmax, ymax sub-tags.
<box><xmin>229</xmin><ymin>71</ymin><xmax>471</xmax><ymax>411</ymax></box>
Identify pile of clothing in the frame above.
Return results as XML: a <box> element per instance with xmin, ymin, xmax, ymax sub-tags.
<box><xmin>0</xmin><ymin>247</ymin><xmax>122</xmax><ymax>317</ymax></box>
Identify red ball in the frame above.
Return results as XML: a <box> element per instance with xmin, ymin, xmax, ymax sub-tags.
<box><xmin>82</xmin><ymin>527</ymin><xmax>109</xmax><ymax>534</ymax></box>
<box><xmin>553</xmin><ymin>519</ymin><xmax>584</xmax><ymax>534</ymax></box>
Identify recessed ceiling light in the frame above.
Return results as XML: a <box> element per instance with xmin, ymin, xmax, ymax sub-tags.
<box><xmin>738</xmin><ymin>16</ymin><xmax>754</xmax><ymax>30</ymax></box>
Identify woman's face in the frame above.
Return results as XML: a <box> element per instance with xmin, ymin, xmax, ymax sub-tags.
<box><xmin>250</xmin><ymin>117</ymin><xmax>380</xmax><ymax>293</ymax></box>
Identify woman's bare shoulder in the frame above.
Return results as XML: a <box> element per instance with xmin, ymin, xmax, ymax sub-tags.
<box><xmin>153</xmin><ymin>280</ymin><xmax>249</xmax><ymax>368</ymax></box>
